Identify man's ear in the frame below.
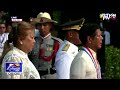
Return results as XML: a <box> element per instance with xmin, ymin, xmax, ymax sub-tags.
<box><xmin>87</xmin><ymin>36</ymin><xmax>92</xmax><ymax>44</ymax></box>
<box><xmin>68</xmin><ymin>31</ymin><xmax>73</xmax><ymax>38</ymax></box>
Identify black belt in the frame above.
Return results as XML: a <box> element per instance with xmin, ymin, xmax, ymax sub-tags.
<box><xmin>38</xmin><ymin>68</ymin><xmax>56</xmax><ymax>76</ymax></box>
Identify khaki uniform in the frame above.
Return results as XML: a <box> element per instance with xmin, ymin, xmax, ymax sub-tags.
<box><xmin>29</xmin><ymin>33</ymin><xmax>63</xmax><ymax>79</ymax></box>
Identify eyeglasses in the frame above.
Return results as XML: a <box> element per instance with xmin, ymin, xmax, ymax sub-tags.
<box><xmin>0</xmin><ymin>27</ymin><xmax>5</xmax><ymax>29</ymax></box>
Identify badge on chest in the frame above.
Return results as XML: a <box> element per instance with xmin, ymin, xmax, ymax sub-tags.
<box><xmin>44</xmin><ymin>44</ymin><xmax>54</xmax><ymax>56</ymax></box>
<box><xmin>46</xmin><ymin>44</ymin><xmax>53</xmax><ymax>51</ymax></box>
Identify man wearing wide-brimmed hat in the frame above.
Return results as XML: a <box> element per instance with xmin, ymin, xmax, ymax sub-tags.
<box><xmin>29</xmin><ymin>12</ymin><xmax>63</xmax><ymax>79</ymax></box>
<box><xmin>33</xmin><ymin>12</ymin><xmax>58</xmax><ymax>24</ymax></box>
<box><xmin>55</xmin><ymin>18</ymin><xmax>85</xmax><ymax>79</ymax></box>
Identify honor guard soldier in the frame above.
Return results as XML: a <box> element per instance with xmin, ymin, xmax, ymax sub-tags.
<box><xmin>29</xmin><ymin>12</ymin><xmax>63</xmax><ymax>79</ymax></box>
<box><xmin>55</xmin><ymin>18</ymin><xmax>85</xmax><ymax>79</ymax></box>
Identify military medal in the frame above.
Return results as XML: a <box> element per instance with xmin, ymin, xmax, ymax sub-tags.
<box><xmin>49</xmin><ymin>47</ymin><xmax>53</xmax><ymax>51</ymax></box>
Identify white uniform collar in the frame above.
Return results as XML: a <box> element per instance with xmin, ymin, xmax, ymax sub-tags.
<box><xmin>40</xmin><ymin>33</ymin><xmax>51</xmax><ymax>40</ymax></box>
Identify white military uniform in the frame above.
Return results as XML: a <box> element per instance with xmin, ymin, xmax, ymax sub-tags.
<box><xmin>70</xmin><ymin>47</ymin><xmax>101</xmax><ymax>79</ymax></box>
<box><xmin>55</xmin><ymin>40</ymin><xmax>79</xmax><ymax>79</ymax></box>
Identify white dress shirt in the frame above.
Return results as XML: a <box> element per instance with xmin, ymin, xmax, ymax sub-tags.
<box><xmin>55</xmin><ymin>40</ymin><xmax>78</xmax><ymax>79</ymax></box>
<box><xmin>70</xmin><ymin>47</ymin><xmax>101</xmax><ymax>79</ymax></box>
<box><xmin>104</xmin><ymin>31</ymin><xmax>110</xmax><ymax>45</ymax></box>
<box><xmin>0</xmin><ymin>33</ymin><xmax>8</xmax><ymax>57</ymax></box>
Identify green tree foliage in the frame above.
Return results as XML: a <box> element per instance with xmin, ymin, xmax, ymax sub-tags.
<box><xmin>0</xmin><ymin>11</ymin><xmax>9</xmax><ymax>23</ymax></box>
<box><xmin>51</xmin><ymin>11</ymin><xmax>62</xmax><ymax>37</ymax></box>
<box><xmin>52</xmin><ymin>11</ymin><xmax>61</xmax><ymax>24</ymax></box>
<box><xmin>105</xmin><ymin>46</ymin><xmax>120</xmax><ymax>79</ymax></box>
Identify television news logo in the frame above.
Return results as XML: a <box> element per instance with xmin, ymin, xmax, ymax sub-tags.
<box><xmin>11</xmin><ymin>16</ymin><xmax>22</xmax><ymax>22</ymax></box>
<box><xmin>100</xmin><ymin>13</ymin><xmax>116</xmax><ymax>20</ymax></box>
<box><xmin>6</xmin><ymin>62</ymin><xmax>22</xmax><ymax>75</ymax></box>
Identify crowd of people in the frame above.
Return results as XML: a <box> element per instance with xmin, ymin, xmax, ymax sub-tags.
<box><xmin>0</xmin><ymin>11</ymin><xmax>104</xmax><ymax>79</ymax></box>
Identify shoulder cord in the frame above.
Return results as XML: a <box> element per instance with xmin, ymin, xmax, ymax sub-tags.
<box><xmin>39</xmin><ymin>40</ymin><xmax>59</xmax><ymax>62</ymax></box>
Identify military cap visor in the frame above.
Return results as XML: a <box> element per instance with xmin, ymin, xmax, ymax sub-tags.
<box><xmin>61</xmin><ymin>18</ymin><xmax>85</xmax><ymax>30</ymax></box>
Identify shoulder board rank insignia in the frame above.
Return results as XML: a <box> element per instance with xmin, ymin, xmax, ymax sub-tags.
<box><xmin>62</xmin><ymin>44</ymin><xmax>70</xmax><ymax>51</ymax></box>
<box><xmin>72</xmin><ymin>52</ymin><xmax>75</xmax><ymax>54</ymax></box>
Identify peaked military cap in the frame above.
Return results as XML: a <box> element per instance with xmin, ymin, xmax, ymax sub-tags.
<box><xmin>61</xmin><ymin>18</ymin><xmax>85</xmax><ymax>30</ymax></box>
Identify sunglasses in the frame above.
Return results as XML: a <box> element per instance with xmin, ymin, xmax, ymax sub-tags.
<box><xmin>0</xmin><ymin>27</ymin><xmax>5</xmax><ymax>29</ymax></box>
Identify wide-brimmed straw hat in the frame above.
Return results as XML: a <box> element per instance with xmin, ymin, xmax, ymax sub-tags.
<box><xmin>32</xmin><ymin>12</ymin><xmax>58</xmax><ymax>24</ymax></box>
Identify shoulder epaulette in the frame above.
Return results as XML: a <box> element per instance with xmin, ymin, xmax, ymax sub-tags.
<box><xmin>51</xmin><ymin>36</ymin><xmax>63</xmax><ymax>43</ymax></box>
<box><xmin>62</xmin><ymin>44</ymin><xmax>70</xmax><ymax>51</ymax></box>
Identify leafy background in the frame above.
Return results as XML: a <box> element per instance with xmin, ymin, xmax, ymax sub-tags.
<box><xmin>105</xmin><ymin>46</ymin><xmax>120</xmax><ymax>79</ymax></box>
